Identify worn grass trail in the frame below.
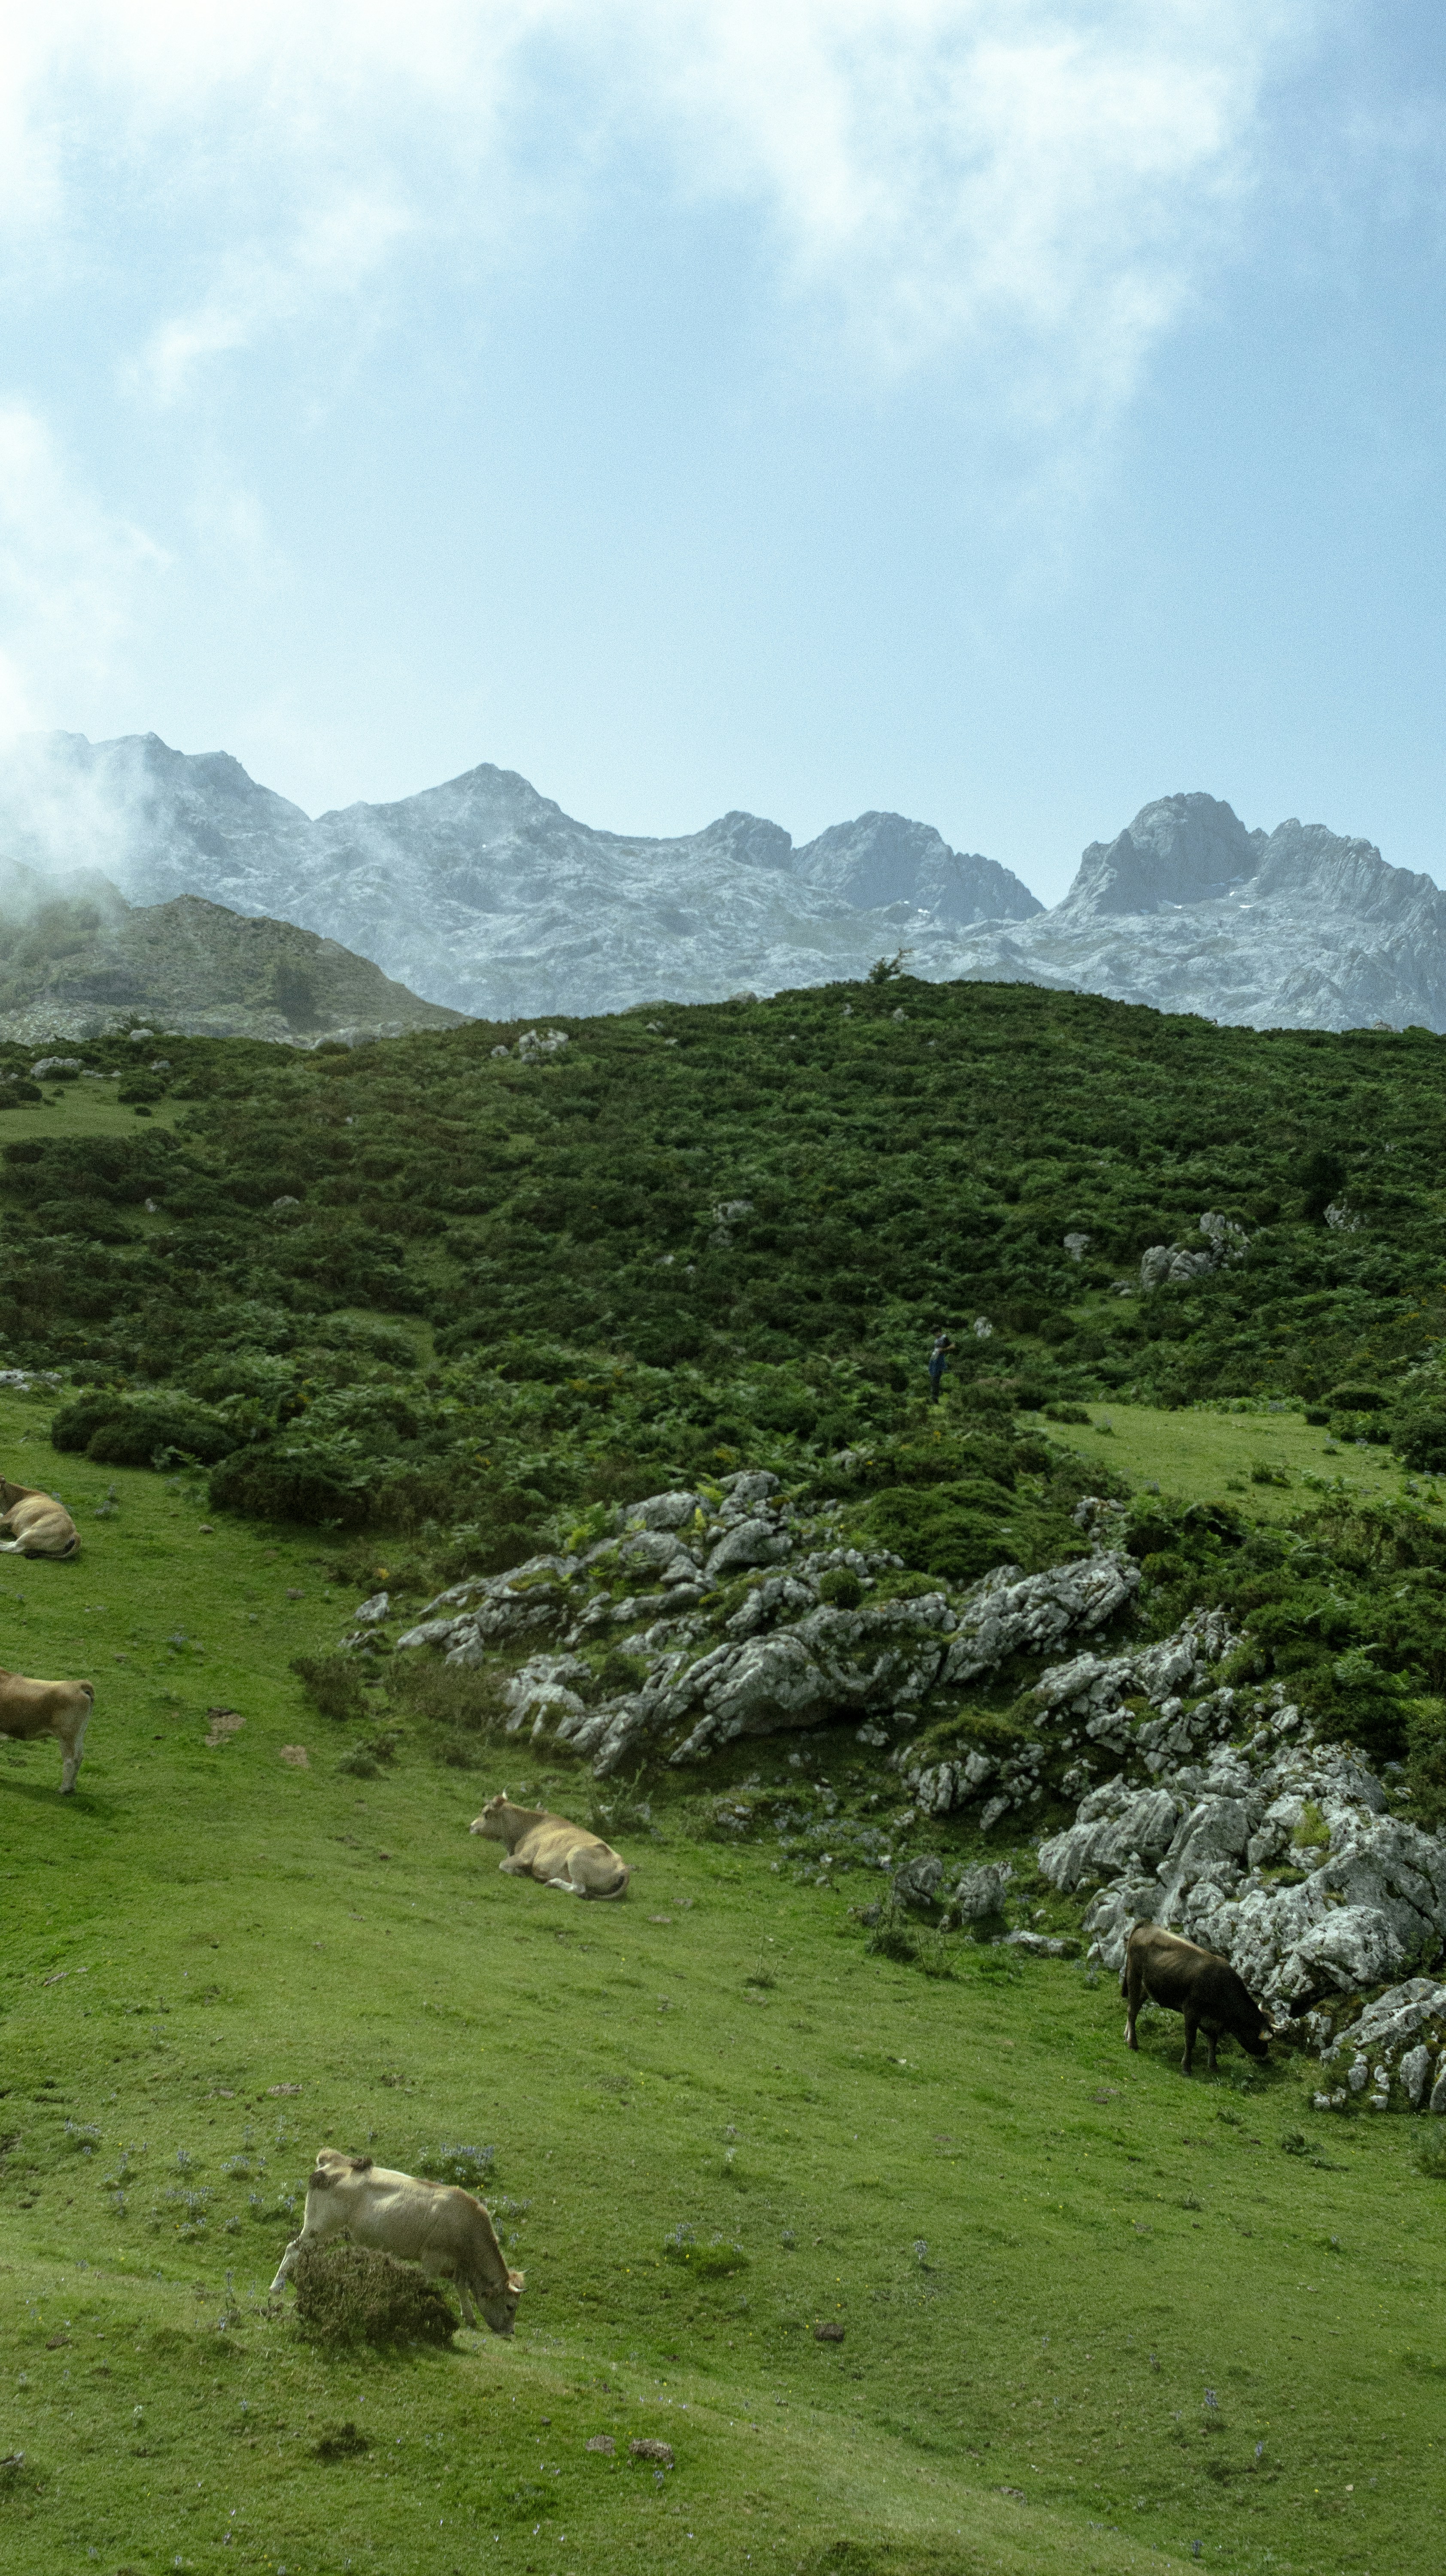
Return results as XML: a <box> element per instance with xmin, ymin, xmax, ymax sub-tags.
<box><xmin>0</xmin><ymin>1393</ymin><xmax>1440</xmax><ymax>2574</ymax></box>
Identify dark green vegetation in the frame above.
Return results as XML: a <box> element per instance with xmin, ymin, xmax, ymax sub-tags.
<box><xmin>0</xmin><ymin>863</ymin><xmax>462</xmax><ymax>1044</ymax></box>
<box><xmin>4</xmin><ymin>987</ymin><xmax>1446</xmax><ymax>2569</ymax></box>
<box><xmin>0</xmin><ymin>1399</ymin><xmax>1441</xmax><ymax>2575</ymax></box>
<box><xmin>5</xmin><ymin>980</ymin><xmax>1446</xmax><ymax>1784</ymax></box>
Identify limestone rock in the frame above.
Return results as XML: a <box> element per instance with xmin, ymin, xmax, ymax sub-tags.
<box><xmin>704</xmin><ymin>1517</ymin><xmax>791</xmax><ymax>1583</ymax></box>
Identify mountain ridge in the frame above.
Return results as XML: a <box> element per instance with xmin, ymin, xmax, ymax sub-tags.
<box><xmin>1</xmin><ymin>735</ymin><xmax>1443</xmax><ymax>1032</ymax></box>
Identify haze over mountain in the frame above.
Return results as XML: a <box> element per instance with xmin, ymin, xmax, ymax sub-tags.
<box><xmin>0</xmin><ymin>854</ymin><xmax>464</xmax><ymax>1048</ymax></box>
<box><xmin>0</xmin><ymin>735</ymin><xmax>1443</xmax><ymax>1035</ymax></box>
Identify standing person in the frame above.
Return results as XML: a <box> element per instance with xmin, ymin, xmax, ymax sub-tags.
<box><xmin>928</xmin><ymin>1331</ymin><xmax>954</xmax><ymax>1404</ymax></box>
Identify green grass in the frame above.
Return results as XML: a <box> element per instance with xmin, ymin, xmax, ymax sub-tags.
<box><xmin>1021</xmin><ymin>1400</ymin><xmax>1414</xmax><ymax>1520</ymax></box>
<box><xmin>0</xmin><ymin>1394</ymin><xmax>1442</xmax><ymax>2572</ymax></box>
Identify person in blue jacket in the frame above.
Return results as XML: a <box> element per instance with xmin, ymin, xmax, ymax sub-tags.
<box><xmin>927</xmin><ymin>1331</ymin><xmax>954</xmax><ymax>1404</ymax></box>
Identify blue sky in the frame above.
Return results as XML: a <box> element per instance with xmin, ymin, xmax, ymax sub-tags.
<box><xmin>1</xmin><ymin>1</ymin><xmax>1444</xmax><ymax>901</ymax></box>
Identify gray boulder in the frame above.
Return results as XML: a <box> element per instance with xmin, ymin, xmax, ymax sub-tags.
<box><xmin>705</xmin><ymin>1518</ymin><xmax>791</xmax><ymax>1582</ymax></box>
<box><xmin>1400</xmin><ymin>2043</ymin><xmax>1434</xmax><ymax>2109</ymax></box>
<box><xmin>625</xmin><ymin>1491</ymin><xmax>704</xmax><ymax>1531</ymax></box>
<box><xmin>1038</xmin><ymin>1783</ymin><xmax>1183</xmax><ymax>1893</ymax></box>
<box><xmin>894</xmin><ymin>1854</ymin><xmax>944</xmax><ymax>1909</ymax></box>
<box><xmin>951</xmin><ymin>1862</ymin><xmax>1012</xmax><ymax>1920</ymax></box>
<box><xmin>943</xmin><ymin>1553</ymin><xmax>1140</xmax><ymax>1688</ymax></box>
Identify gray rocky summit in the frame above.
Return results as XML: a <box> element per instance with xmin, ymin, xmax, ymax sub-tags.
<box><xmin>3</xmin><ymin>740</ymin><xmax>1445</xmax><ymax>1032</ymax></box>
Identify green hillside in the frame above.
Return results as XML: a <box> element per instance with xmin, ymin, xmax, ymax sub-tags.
<box><xmin>0</xmin><ymin>1388</ymin><xmax>1441</xmax><ymax>2576</ymax></box>
<box><xmin>0</xmin><ymin>865</ymin><xmax>464</xmax><ymax>1045</ymax></box>
<box><xmin>2</xmin><ymin>978</ymin><xmax>1446</xmax><ymax>2570</ymax></box>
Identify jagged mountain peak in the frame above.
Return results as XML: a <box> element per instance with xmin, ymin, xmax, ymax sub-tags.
<box><xmin>1060</xmin><ymin>790</ymin><xmax>1266</xmax><ymax>919</ymax></box>
<box><xmin>2</xmin><ymin>732</ymin><xmax>1444</xmax><ymax>1033</ymax></box>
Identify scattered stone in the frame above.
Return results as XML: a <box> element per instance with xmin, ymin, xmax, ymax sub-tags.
<box><xmin>950</xmin><ymin>1862</ymin><xmax>1013</xmax><ymax>1920</ymax></box>
<box><xmin>630</xmin><ymin>2439</ymin><xmax>674</xmax><ymax>2465</ymax></box>
<box><xmin>279</xmin><ymin>1746</ymin><xmax>310</xmax><ymax>1769</ymax></box>
<box><xmin>267</xmin><ymin>2083</ymin><xmax>302</xmax><ymax>2096</ymax></box>
<box><xmin>814</xmin><ymin>2321</ymin><xmax>845</xmax><ymax>2342</ymax></box>
<box><xmin>586</xmin><ymin>2434</ymin><xmax>616</xmax><ymax>2454</ymax></box>
<box><xmin>204</xmin><ymin>1708</ymin><xmax>244</xmax><ymax>1747</ymax></box>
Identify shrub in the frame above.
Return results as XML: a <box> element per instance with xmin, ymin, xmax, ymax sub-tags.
<box><xmin>290</xmin><ymin>2242</ymin><xmax>458</xmax><ymax>2346</ymax></box>
<box><xmin>1291</xmin><ymin>1800</ymin><xmax>1330</xmax><ymax>1853</ymax></box>
<box><xmin>209</xmin><ymin>1437</ymin><xmax>374</xmax><ymax>1527</ymax></box>
<box><xmin>292</xmin><ymin>1653</ymin><xmax>369</xmax><ymax>1725</ymax></box>
<box><xmin>416</xmin><ymin>2142</ymin><xmax>495</xmax><ymax>2190</ymax></box>
<box><xmin>384</xmin><ymin>1654</ymin><xmax>506</xmax><ymax>1755</ymax></box>
<box><xmin>336</xmin><ymin>1731</ymin><xmax>399</xmax><ymax>1778</ymax></box>
<box><xmin>817</xmin><ymin>1567</ymin><xmax>862</xmax><ymax>1609</ymax></box>
<box><xmin>1412</xmin><ymin>2129</ymin><xmax>1446</xmax><ymax>2182</ymax></box>
<box><xmin>595</xmin><ymin>1648</ymin><xmax>648</xmax><ymax>1698</ymax></box>
<box><xmin>50</xmin><ymin>1392</ymin><xmax>236</xmax><ymax>1467</ymax></box>
<box><xmin>1391</xmin><ymin>1396</ymin><xmax>1446</xmax><ymax>1473</ymax></box>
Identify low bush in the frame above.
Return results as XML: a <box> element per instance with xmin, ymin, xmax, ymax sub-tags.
<box><xmin>209</xmin><ymin>1437</ymin><xmax>375</xmax><ymax>1527</ymax></box>
<box><xmin>290</xmin><ymin>2242</ymin><xmax>457</xmax><ymax>2347</ymax></box>
<box><xmin>416</xmin><ymin>2142</ymin><xmax>495</xmax><ymax>2190</ymax></box>
<box><xmin>384</xmin><ymin>1654</ymin><xmax>506</xmax><ymax>1759</ymax></box>
<box><xmin>50</xmin><ymin>1391</ymin><xmax>237</xmax><ymax>1467</ymax></box>
<box><xmin>292</xmin><ymin>1653</ymin><xmax>370</xmax><ymax>1725</ymax></box>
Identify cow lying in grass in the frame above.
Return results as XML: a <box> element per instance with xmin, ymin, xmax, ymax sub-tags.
<box><xmin>0</xmin><ymin>1671</ymin><xmax>94</xmax><ymax>1793</ymax></box>
<box><xmin>0</xmin><ymin>1477</ymin><xmax>79</xmax><ymax>1559</ymax></box>
<box><xmin>471</xmin><ymin>1791</ymin><xmax>631</xmax><ymax>1899</ymax></box>
<box><xmin>270</xmin><ymin>2150</ymin><xmax>524</xmax><ymax>2335</ymax></box>
<box><xmin>1122</xmin><ymin>1922</ymin><xmax>1275</xmax><ymax>2075</ymax></box>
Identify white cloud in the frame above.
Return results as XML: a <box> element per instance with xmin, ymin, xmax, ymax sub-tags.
<box><xmin>0</xmin><ymin>403</ymin><xmax>167</xmax><ymax>739</ymax></box>
<box><xmin>0</xmin><ymin>2</ymin><xmax>1322</xmax><ymax>427</ymax></box>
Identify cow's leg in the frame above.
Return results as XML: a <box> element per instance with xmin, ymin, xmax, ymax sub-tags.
<box><xmin>497</xmin><ymin>1857</ymin><xmax>532</xmax><ymax>1875</ymax></box>
<box><xmin>270</xmin><ymin>2205</ymin><xmax>339</xmax><ymax>2293</ymax></box>
<box><xmin>454</xmin><ymin>2277</ymin><xmax>478</xmax><ymax>2329</ymax></box>
<box><xmin>270</xmin><ymin>2234</ymin><xmax>309</xmax><ymax>2292</ymax></box>
<box><xmin>1205</xmin><ymin>2029</ymin><xmax>1218</xmax><ymax>2072</ymax></box>
<box><xmin>1182</xmin><ymin>2011</ymin><xmax>1197</xmax><ymax>2075</ymax></box>
<box><xmin>1124</xmin><ymin>1957</ymin><xmax>1143</xmax><ymax>2051</ymax></box>
<box><xmin>60</xmin><ymin>1710</ymin><xmax>90</xmax><ymax>1796</ymax></box>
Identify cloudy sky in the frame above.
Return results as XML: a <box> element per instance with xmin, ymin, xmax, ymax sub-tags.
<box><xmin>1</xmin><ymin>2</ymin><xmax>1443</xmax><ymax>897</ymax></box>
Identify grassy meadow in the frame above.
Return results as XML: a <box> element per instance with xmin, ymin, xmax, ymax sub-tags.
<box><xmin>0</xmin><ymin>1388</ymin><xmax>1442</xmax><ymax>2576</ymax></box>
<box><xmin>1025</xmin><ymin>1400</ymin><xmax>1416</xmax><ymax>1522</ymax></box>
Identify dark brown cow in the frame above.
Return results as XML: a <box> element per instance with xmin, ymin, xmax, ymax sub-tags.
<box><xmin>1121</xmin><ymin>1923</ymin><xmax>1275</xmax><ymax>2075</ymax></box>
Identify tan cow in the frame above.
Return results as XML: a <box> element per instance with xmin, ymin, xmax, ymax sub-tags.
<box><xmin>0</xmin><ymin>1478</ymin><xmax>79</xmax><ymax>1559</ymax></box>
<box><xmin>0</xmin><ymin>1671</ymin><xmax>94</xmax><ymax>1793</ymax></box>
<box><xmin>470</xmin><ymin>1791</ymin><xmax>630</xmax><ymax>1899</ymax></box>
<box><xmin>270</xmin><ymin>2149</ymin><xmax>524</xmax><ymax>2334</ymax></box>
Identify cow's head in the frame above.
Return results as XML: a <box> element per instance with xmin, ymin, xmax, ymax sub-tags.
<box><xmin>470</xmin><ymin>1793</ymin><xmax>512</xmax><ymax>1841</ymax></box>
<box><xmin>480</xmin><ymin>2268</ymin><xmax>525</xmax><ymax>2337</ymax></box>
<box><xmin>1243</xmin><ymin>2019</ymin><xmax>1274</xmax><ymax>2059</ymax></box>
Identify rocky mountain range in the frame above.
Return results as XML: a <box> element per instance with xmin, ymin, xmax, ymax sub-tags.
<box><xmin>0</xmin><ymin>732</ymin><xmax>1442</xmax><ymax>1032</ymax></box>
<box><xmin>0</xmin><ymin>857</ymin><xmax>463</xmax><ymax>1047</ymax></box>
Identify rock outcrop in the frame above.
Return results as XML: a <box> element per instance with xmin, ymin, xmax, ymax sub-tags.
<box><xmin>389</xmin><ymin>1475</ymin><xmax>1139</xmax><ymax>1777</ymax></box>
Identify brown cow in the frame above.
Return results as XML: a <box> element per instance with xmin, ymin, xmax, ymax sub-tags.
<box><xmin>1122</xmin><ymin>1922</ymin><xmax>1275</xmax><ymax>2075</ymax></box>
<box><xmin>0</xmin><ymin>1671</ymin><xmax>94</xmax><ymax>1793</ymax></box>
<box><xmin>270</xmin><ymin>2150</ymin><xmax>524</xmax><ymax>2334</ymax></box>
<box><xmin>0</xmin><ymin>1478</ymin><xmax>79</xmax><ymax>1559</ymax></box>
<box><xmin>470</xmin><ymin>1792</ymin><xmax>630</xmax><ymax>1899</ymax></box>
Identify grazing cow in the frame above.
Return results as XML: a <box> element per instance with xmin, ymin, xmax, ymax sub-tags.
<box><xmin>470</xmin><ymin>1791</ymin><xmax>630</xmax><ymax>1899</ymax></box>
<box><xmin>1122</xmin><ymin>1922</ymin><xmax>1275</xmax><ymax>2075</ymax></box>
<box><xmin>0</xmin><ymin>1478</ymin><xmax>79</xmax><ymax>1560</ymax></box>
<box><xmin>270</xmin><ymin>2149</ymin><xmax>524</xmax><ymax>2335</ymax></box>
<box><xmin>0</xmin><ymin>1671</ymin><xmax>94</xmax><ymax>1793</ymax></box>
